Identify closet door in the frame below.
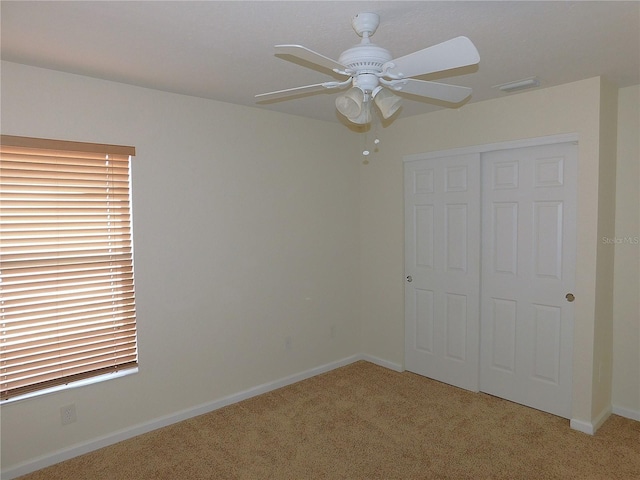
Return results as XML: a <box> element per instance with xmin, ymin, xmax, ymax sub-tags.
<box><xmin>480</xmin><ymin>143</ymin><xmax>577</xmax><ymax>418</ymax></box>
<box><xmin>404</xmin><ymin>154</ymin><xmax>481</xmax><ymax>391</ymax></box>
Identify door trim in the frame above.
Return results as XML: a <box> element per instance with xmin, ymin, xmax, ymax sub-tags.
<box><xmin>403</xmin><ymin>133</ymin><xmax>579</xmax><ymax>163</ymax></box>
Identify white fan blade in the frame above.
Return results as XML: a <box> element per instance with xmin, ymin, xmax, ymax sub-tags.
<box><xmin>391</xmin><ymin>79</ymin><xmax>472</xmax><ymax>103</ymax></box>
<box><xmin>383</xmin><ymin>36</ymin><xmax>480</xmax><ymax>79</ymax></box>
<box><xmin>255</xmin><ymin>83</ymin><xmax>330</xmax><ymax>102</ymax></box>
<box><xmin>275</xmin><ymin>45</ymin><xmax>346</xmax><ymax>73</ymax></box>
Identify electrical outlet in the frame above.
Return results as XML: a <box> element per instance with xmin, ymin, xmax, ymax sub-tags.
<box><xmin>60</xmin><ymin>404</ymin><xmax>77</xmax><ymax>425</ymax></box>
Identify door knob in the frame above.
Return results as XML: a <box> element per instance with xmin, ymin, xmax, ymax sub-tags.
<box><xmin>406</xmin><ymin>275</ymin><xmax>413</xmax><ymax>283</ymax></box>
<box><xmin>565</xmin><ymin>293</ymin><xmax>575</xmax><ymax>302</ymax></box>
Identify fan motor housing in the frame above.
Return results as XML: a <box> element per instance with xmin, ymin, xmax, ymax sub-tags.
<box><xmin>338</xmin><ymin>43</ymin><xmax>393</xmax><ymax>76</ymax></box>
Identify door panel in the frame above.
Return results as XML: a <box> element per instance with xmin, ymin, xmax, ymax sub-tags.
<box><xmin>446</xmin><ymin>204</ymin><xmax>468</xmax><ymax>271</ymax></box>
<box><xmin>405</xmin><ymin>154</ymin><xmax>481</xmax><ymax>392</ymax></box>
<box><xmin>489</xmin><ymin>298</ymin><xmax>517</xmax><ymax>373</ymax></box>
<box><xmin>480</xmin><ymin>142</ymin><xmax>577</xmax><ymax>418</ymax></box>
<box><xmin>492</xmin><ymin>202</ymin><xmax>518</xmax><ymax>275</ymax></box>
<box><xmin>445</xmin><ymin>293</ymin><xmax>468</xmax><ymax>361</ymax></box>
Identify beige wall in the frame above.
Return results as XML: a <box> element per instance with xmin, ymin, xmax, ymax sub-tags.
<box><xmin>613</xmin><ymin>85</ymin><xmax>640</xmax><ymax>417</ymax></box>
<box><xmin>359</xmin><ymin>77</ymin><xmax>608</xmax><ymax>426</ymax></box>
<box><xmin>1</xmin><ymin>60</ymin><xmax>638</xmax><ymax>475</ymax></box>
<box><xmin>592</xmin><ymin>78</ymin><xmax>619</xmax><ymax>419</ymax></box>
<box><xmin>0</xmin><ymin>62</ymin><xmax>362</xmax><ymax>472</ymax></box>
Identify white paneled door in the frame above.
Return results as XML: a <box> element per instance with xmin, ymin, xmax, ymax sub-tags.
<box><xmin>404</xmin><ymin>141</ymin><xmax>577</xmax><ymax>418</ymax></box>
<box><xmin>480</xmin><ymin>143</ymin><xmax>577</xmax><ymax>418</ymax></box>
<box><xmin>404</xmin><ymin>153</ymin><xmax>481</xmax><ymax>391</ymax></box>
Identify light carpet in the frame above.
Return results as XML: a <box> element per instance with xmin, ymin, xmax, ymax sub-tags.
<box><xmin>17</xmin><ymin>361</ymin><xmax>640</xmax><ymax>479</ymax></box>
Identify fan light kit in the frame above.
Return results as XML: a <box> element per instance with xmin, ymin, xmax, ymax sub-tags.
<box><xmin>256</xmin><ymin>12</ymin><xmax>480</xmax><ymax>126</ymax></box>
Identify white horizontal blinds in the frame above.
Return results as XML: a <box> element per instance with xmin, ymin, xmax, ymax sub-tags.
<box><xmin>0</xmin><ymin>135</ymin><xmax>137</xmax><ymax>400</ymax></box>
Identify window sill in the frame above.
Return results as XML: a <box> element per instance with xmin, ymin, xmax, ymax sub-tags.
<box><xmin>1</xmin><ymin>367</ymin><xmax>139</xmax><ymax>405</ymax></box>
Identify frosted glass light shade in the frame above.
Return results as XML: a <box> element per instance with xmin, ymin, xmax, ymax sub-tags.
<box><xmin>336</xmin><ymin>87</ymin><xmax>364</xmax><ymax>118</ymax></box>
<box><xmin>347</xmin><ymin>102</ymin><xmax>371</xmax><ymax>125</ymax></box>
<box><xmin>373</xmin><ymin>87</ymin><xmax>402</xmax><ymax>119</ymax></box>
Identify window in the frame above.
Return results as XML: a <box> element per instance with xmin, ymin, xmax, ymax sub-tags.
<box><xmin>1</xmin><ymin>135</ymin><xmax>138</xmax><ymax>401</ymax></box>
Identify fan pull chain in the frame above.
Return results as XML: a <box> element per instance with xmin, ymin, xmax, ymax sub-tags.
<box><xmin>373</xmin><ymin>118</ymin><xmax>381</xmax><ymax>153</ymax></box>
<box><xmin>362</xmin><ymin>137</ymin><xmax>370</xmax><ymax>157</ymax></box>
<box><xmin>362</xmin><ymin>132</ymin><xmax>370</xmax><ymax>162</ymax></box>
<box><xmin>362</xmin><ymin>114</ymin><xmax>381</xmax><ymax>162</ymax></box>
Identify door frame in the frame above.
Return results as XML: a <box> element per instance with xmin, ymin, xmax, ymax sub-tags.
<box><xmin>403</xmin><ymin>133</ymin><xmax>579</xmax><ymax>163</ymax></box>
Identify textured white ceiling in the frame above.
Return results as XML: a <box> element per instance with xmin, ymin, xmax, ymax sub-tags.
<box><xmin>1</xmin><ymin>1</ymin><xmax>639</xmax><ymax>124</ymax></box>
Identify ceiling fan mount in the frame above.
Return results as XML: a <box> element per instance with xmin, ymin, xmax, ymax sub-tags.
<box><xmin>256</xmin><ymin>12</ymin><xmax>480</xmax><ymax>125</ymax></box>
<box><xmin>350</xmin><ymin>12</ymin><xmax>381</xmax><ymax>37</ymax></box>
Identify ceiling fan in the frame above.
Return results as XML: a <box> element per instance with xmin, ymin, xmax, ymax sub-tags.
<box><xmin>255</xmin><ymin>12</ymin><xmax>480</xmax><ymax>125</ymax></box>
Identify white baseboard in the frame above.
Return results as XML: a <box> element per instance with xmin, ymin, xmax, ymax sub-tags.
<box><xmin>612</xmin><ymin>404</ymin><xmax>640</xmax><ymax>422</ymax></box>
<box><xmin>570</xmin><ymin>418</ymin><xmax>594</xmax><ymax>435</ymax></box>
<box><xmin>5</xmin><ymin>353</ymin><xmax>399</xmax><ymax>480</ymax></box>
<box><xmin>571</xmin><ymin>404</ymin><xmax>640</xmax><ymax>434</ymax></box>
<box><xmin>570</xmin><ymin>405</ymin><xmax>612</xmax><ymax>435</ymax></box>
<box><xmin>2</xmin><ymin>354</ymin><xmax>400</xmax><ymax>479</ymax></box>
<box><xmin>360</xmin><ymin>353</ymin><xmax>404</xmax><ymax>372</ymax></box>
